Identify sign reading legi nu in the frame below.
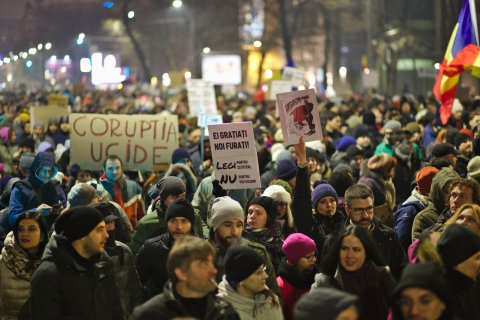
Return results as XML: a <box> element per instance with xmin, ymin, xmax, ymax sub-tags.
<box><xmin>208</xmin><ymin>122</ymin><xmax>260</xmax><ymax>190</ymax></box>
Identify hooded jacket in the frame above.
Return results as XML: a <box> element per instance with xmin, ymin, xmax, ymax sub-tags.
<box><xmin>411</xmin><ymin>168</ymin><xmax>459</xmax><ymax>240</ymax></box>
<box><xmin>8</xmin><ymin>152</ymin><xmax>66</xmax><ymax>227</ymax></box>
<box><xmin>217</xmin><ymin>276</ymin><xmax>283</xmax><ymax>320</ymax></box>
<box><xmin>30</xmin><ymin>235</ymin><xmax>124</xmax><ymax>320</ymax></box>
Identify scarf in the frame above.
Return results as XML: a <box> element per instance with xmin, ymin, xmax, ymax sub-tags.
<box><xmin>340</xmin><ymin>261</ymin><xmax>390</xmax><ymax>320</ymax></box>
<box><xmin>1</xmin><ymin>232</ymin><xmax>42</xmax><ymax>281</ymax></box>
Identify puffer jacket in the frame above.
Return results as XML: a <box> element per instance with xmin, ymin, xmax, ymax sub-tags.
<box><xmin>0</xmin><ymin>233</ymin><xmax>42</xmax><ymax>319</ymax></box>
<box><xmin>105</xmin><ymin>240</ymin><xmax>144</xmax><ymax>318</ymax></box>
<box><xmin>30</xmin><ymin>235</ymin><xmax>124</xmax><ymax>320</ymax></box>
<box><xmin>130</xmin><ymin>281</ymin><xmax>240</xmax><ymax>320</ymax></box>
<box><xmin>217</xmin><ymin>277</ymin><xmax>283</xmax><ymax>320</ymax></box>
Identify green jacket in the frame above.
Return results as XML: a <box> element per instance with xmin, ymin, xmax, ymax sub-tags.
<box><xmin>411</xmin><ymin>167</ymin><xmax>459</xmax><ymax>240</ymax></box>
<box><xmin>374</xmin><ymin>142</ymin><xmax>394</xmax><ymax>156</ymax></box>
<box><xmin>129</xmin><ymin>203</ymin><xmax>203</xmax><ymax>256</ymax></box>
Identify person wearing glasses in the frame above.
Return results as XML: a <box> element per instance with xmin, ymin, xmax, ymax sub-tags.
<box><xmin>217</xmin><ymin>246</ymin><xmax>283</xmax><ymax>320</ymax></box>
<box><xmin>325</xmin><ymin>184</ymin><xmax>406</xmax><ymax>279</ymax></box>
<box><xmin>0</xmin><ymin>211</ymin><xmax>49</xmax><ymax>319</ymax></box>
<box><xmin>312</xmin><ymin>225</ymin><xmax>395</xmax><ymax>320</ymax></box>
<box><xmin>276</xmin><ymin>233</ymin><xmax>318</xmax><ymax>320</ymax></box>
<box><xmin>391</xmin><ymin>262</ymin><xmax>454</xmax><ymax>320</ymax></box>
<box><xmin>262</xmin><ymin>185</ymin><xmax>295</xmax><ymax>239</ymax></box>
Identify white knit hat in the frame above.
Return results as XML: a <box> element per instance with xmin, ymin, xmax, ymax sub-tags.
<box><xmin>262</xmin><ymin>185</ymin><xmax>294</xmax><ymax>228</ymax></box>
<box><xmin>452</xmin><ymin>98</ymin><xmax>464</xmax><ymax>114</ymax></box>
<box><xmin>211</xmin><ymin>196</ymin><xmax>244</xmax><ymax>231</ymax></box>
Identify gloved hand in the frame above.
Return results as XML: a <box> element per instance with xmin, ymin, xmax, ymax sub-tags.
<box><xmin>212</xmin><ymin>179</ymin><xmax>227</xmax><ymax>198</ymax></box>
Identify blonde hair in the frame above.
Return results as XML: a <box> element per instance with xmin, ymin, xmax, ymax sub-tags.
<box><xmin>445</xmin><ymin>203</ymin><xmax>480</xmax><ymax>228</ymax></box>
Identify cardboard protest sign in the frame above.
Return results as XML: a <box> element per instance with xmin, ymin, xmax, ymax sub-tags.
<box><xmin>282</xmin><ymin>67</ymin><xmax>305</xmax><ymax>83</ymax></box>
<box><xmin>276</xmin><ymin>88</ymin><xmax>323</xmax><ymax>145</ymax></box>
<box><xmin>47</xmin><ymin>94</ymin><xmax>69</xmax><ymax>106</ymax></box>
<box><xmin>208</xmin><ymin>122</ymin><xmax>260</xmax><ymax>190</ymax></box>
<box><xmin>186</xmin><ymin>79</ymin><xmax>217</xmax><ymax>116</ymax></box>
<box><xmin>268</xmin><ymin>80</ymin><xmax>298</xmax><ymax>101</ymax></box>
<box><xmin>30</xmin><ymin>105</ymin><xmax>71</xmax><ymax>131</ymax></box>
<box><xmin>70</xmin><ymin>113</ymin><xmax>178</xmax><ymax>171</ymax></box>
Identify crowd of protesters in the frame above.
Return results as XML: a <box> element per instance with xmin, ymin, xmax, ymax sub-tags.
<box><xmin>0</xmin><ymin>86</ymin><xmax>479</xmax><ymax>320</ymax></box>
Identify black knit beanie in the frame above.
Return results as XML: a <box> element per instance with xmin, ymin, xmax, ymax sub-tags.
<box><xmin>55</xmin><ymin>206</ymin><xmax>104</xmax><ymax>242</ymax></box>
<box><xmin>249</xmin><ymin>196</ymin><xmax>277</xmax><ymax>219</ymax></box>
<box><xmin>437</xmin><ymin>224</ymin><xmax>480</xmax><ymax>268</ymax></box>
<box><xmin>164</xmin><ymin>198</ymin><xmax>195</xmax><ymax>226</ymax></box>
<box><xmin>156</xmin><ymin>176</ymin><xmax>186</xmax><ymax>200</ymax></box>
<box><xmin>295</xmin><ymin>287</ymin><xmax>359</xmax><ymax>320</ymax></box>
<box><xmin>224</xmin><ymin>246</ymin><xmax>264</xmax><ymax>289</ymax></box>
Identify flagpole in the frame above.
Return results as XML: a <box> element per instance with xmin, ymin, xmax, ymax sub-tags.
<box><xmin>469</xmin><ymin>0</ymin><xmax>480</xmax><ymax>45</ymax></box>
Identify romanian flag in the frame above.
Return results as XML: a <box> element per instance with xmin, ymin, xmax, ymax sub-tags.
<box><xmin>434</xmin><ymin>0</ymin><xmax>479</xmax><ymax>124</ymax></box>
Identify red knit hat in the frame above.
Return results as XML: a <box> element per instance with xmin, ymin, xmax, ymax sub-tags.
<box><xmin>416</xmin><ymin>166</ymin><xmax>440</xmax><ymax>195</ymax></box>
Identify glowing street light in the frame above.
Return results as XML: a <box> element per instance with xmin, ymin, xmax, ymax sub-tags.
<box><xmin>128</xmin><ymin>11</ymin><xmax>135</xmax><ymax>19</ymax></box>
<box><xmin>45</xmin><ymin>43</ymin><xmax>52</xmax><ymax>50</ymax></box>
<box><xmin>28</xmin><ymin>48</ymin><xmax>37</xmax><ymax>55</ymax></box>
<box><xmin>37</xmin><ymin>44</ymin><xmax>43</xmax><ymax>50</ymax></box>
<box><xmin>172</xmin><ymin>0</ymin><xmax>182</xmax><ymax>8</ymax></box>
<box><xmin>203</xmin><ymin>47</ymin><xmax>211</xmax><ymax>54</ymax></box>
<box><xmin>253</xmin><ymin>40</ymin><xmax>262</xmax><ymax>48</ymax></box>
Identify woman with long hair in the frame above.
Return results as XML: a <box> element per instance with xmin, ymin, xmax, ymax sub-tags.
<box><xmin>0</xmin><ymin>211</ymin><xmax>49</xmax><ymax>319</ymax></box>
<box><xmin>312</xmin><ymin>225</ymin><xmax>395</xmax><ymax>320</ymax></box>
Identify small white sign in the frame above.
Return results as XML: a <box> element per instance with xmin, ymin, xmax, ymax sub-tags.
<box><xmin>186</xmin><ymin>79</ymin><xmax>218</xmax><ymax>116</ymax></box>
<box><xmin>276</xmin><ymin>88</ymin><xmax>323</xmax><ymax>144</ymax></box>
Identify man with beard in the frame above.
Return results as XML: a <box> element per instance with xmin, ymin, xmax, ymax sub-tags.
<box><xmin>31</xmin><ymin>206</ymin><xmax>124</xmax><ymax>319</ymax></box>
<box><xmin>135</xmin><ymin>199</ymin><xmax>197</xmax><ymax>298</ymax></box>
<box><xmin>208</xmin><ymin>196</ymin><xmax>281</xmax><ymax>297</ymax></box>
<box><xmin>453</xmin><ymin>133</ymin><xmax>473</xmax><ymax>177</ymax></box>
<box><xmin>277</xmin><ymin>233</ymin><xmax>318</xmax><ymax>320</ymax></box>
<box><xmin>324</xmin><ymin>184</ymin><xmax>406</xmax><ymax>279</ymax></box>
<box><xmin>130</xmin><ymin>236</ymin><xmax>240</xmax><ymax>320</ymax></box>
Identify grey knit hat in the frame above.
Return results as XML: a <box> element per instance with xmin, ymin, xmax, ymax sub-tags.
<box><xmin>382</xmin><ymin>120</ymin><xmax>402</xmax><ymax>133</ymax></box>
<box><xmin>68</xmin><ymin>183</ymin><xmax>98</xmax><ymax>207</ymax></box>
<box><xmin>19</xmin><ymin>152</ymin><xmax>35</xmax><ymax>174</ymax></box>
<box><xmin>211</xmin><ymin>196</ymin><xmax>244</xmax><ymax>231</ymax></box>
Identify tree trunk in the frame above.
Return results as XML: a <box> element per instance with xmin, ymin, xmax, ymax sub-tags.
<box><xmin>121</xmin><ymin>0</ymin><xmax>151</xmax><ymax>82</ymax></box>
<box><xmin>278</xmin><ymin>0</ymin><xmax>293</xmax><ymax>65</ymax></box>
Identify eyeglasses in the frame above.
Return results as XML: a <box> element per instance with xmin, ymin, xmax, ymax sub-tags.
<box><xmin>274</xmin><ymin>201</ymin><xmax>288</xmax><ymax>207</ymax></box>
<box><xmin>349</xmin><ymin>206</ymin><xmax>374</xmax><ymax>216</ymax></box>
<box><xmin>303</xmin><ymin>253</ymin><xmax>317</xmax><ymax>262</ymax></box>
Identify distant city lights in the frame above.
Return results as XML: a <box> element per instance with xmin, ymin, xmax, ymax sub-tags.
<box><xmin>128</xmin><ymin>11</ymin><xmax>135</xmax><ymax>19</ymax></box>
<box><xmin>172</xmin><ymin>0</ymin><xmax>183</xmax><ymax>8</ymax></box>
<box><xmin>45</xmin><ymin>43</ymin><xmax>52</xmax><ymax>50</ymax></box>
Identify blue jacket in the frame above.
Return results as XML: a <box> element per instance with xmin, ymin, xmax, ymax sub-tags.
<box><xmin>8</xmin><ymin>152</ymin><xmax>66</xmax><ymax>227</ymax></box>
<box><xmin>394</xmin><ymin>192</ymin><xmax>426</xmax><ymax>253</ymax></box>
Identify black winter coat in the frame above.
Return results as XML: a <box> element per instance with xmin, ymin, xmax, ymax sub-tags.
<box><xmin>30</xmin><ymin>235</ymin><xmax>124</xmax><ymax>320</ymax></box>
<box><xmin>130</xmin><ymin>281</ymin><xmax>240</xmax><ymax>320</ymax></box>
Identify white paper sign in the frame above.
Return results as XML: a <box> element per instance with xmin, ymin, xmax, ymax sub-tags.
<box><xmin>186</xmin><ymin>79</ymin><xmax>217</xmax><ymax>116</ymax></box>
<box><xmin>276</xmin><ymin>88</ymin><xmax>323</xmax><ymax>144</ymax></box>
<box><xmin>208</xmin><ymin>122</ymin><xmax>261</xmax><ymax>190</ymax></box>
<box><xmin>268</xmin><ymin>80</ymin><xmax>298</xmax><ymax>101</ymax></box>
<box><xmin>282</xmin><ymin>67</ymin><xmax>305</xmax><ymax>83</ymax></box>
<box><xmin>198</xmin><ymin>112</ymin><xmax>223</xmax><ymax>136</ymax></box>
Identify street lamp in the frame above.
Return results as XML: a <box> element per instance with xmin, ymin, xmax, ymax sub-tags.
<box><xmin>128</xmin><ymin>11</ymin><xmax>135</xmax><ymax>19</ymax></box>
<box><xmin>172</xmin><ymin>0</ymin><xmax>182</xmax><ymax>8</ymax></box>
